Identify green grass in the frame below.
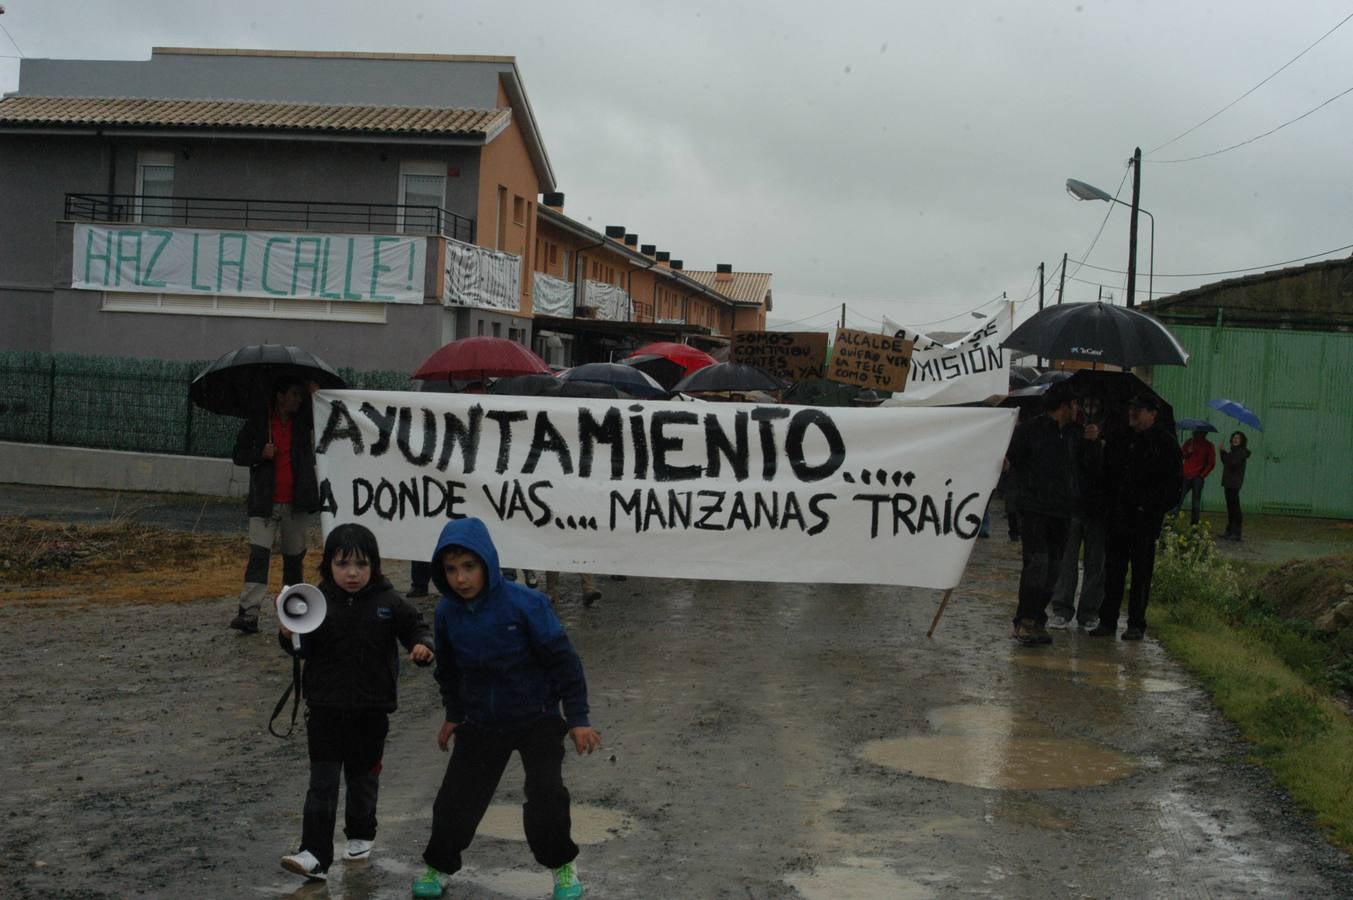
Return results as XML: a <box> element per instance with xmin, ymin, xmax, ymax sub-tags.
<box><xmin>1151</xmin><ymin>520</ymin><xmax>1353</xmax><ymax>854</ymax></box>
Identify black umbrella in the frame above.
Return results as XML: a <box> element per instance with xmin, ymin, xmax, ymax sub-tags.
<box><xmin>1002</xmin><ymin>302</ymin><xmax>1189</xmax><ymax>369</ymax></box>
<box><xmin>620</xmin><ymin>354</ymin><xmax>687</xmax><ymax>390</ymax></box>
<box><xmin>1063</xmin><ymin>369</ymin><xmax>1175</xmax><ymax>433</ymax></box>
<box><xmin>561</xmin><ymin>362</ymin><xmax>665</xmax><ymax>398</ymax></box>
<box><xmin>671</xmin><ymin>362</ymin><xmax>786</xmax><ymax>394</ymax></box>
<box><xmin>489</xmin><ymin>374</ymin><xmax>560</xmax><ymax>397</ymax></box>
<box><xmin>189</xmin><ymin>344</ymin><xmax>345</xmax><ymax>417</ymax></box>
<box><xmin>1008</xmin><ymin>365</ymin><xmax>1039</xmax><ymax>388</ymax></box>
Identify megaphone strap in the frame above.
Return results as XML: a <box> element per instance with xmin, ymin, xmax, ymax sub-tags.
<box><xmin>268</xmin><ymin>654</ymin><xmax>303</xmax><ymax>739</ymax></box>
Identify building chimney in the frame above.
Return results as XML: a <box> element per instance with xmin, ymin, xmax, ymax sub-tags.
<box><xmin>543</xmin><ymin>191</ymin><xmax>565</xmax><ymax>212</ymax></box>
<box><xmin>624</xmin><ymin>233</ymin><xmax>638</xmax><ymax>247</ymax></box>
<box><xmin>605</xmin><ymin>225</ymin><xmax>626</xmax><ymax>242</ymax></box>
<box><xmin>641</xmin><ymin>244</ymin><xmax>656</xmax><ymax>258</ymax></box>
<box><xmin>656</xmin><ymin>250</ymin><xmax>670</xmax><ymax>268</ymax></box>
<box><xmin>670</xmin><ymin>259</ymin><xmax>684</xmax><ymax>270</ymax></box>
<box><xmin>716</xmin><ymin>263</ymin><xmax>734</xmax><ymax>283</ymax></box>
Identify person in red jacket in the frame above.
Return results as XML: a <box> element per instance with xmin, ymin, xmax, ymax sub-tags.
<box><xmin>1176</xmin><ymin>428</ymin><xmax>1216</xmax><ymax>526</ymax></box>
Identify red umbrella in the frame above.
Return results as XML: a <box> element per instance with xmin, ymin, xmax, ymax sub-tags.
<box><xmin>625</xmin><ymin>342</ymin><xmax>716</xmax><ymax>374</ymax></box>
<box><xmin>412</xmin><ymin>337</ymin><xmax>551</xmax><ymax>381</ymax></box>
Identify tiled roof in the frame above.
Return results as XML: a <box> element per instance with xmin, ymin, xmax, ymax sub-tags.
<box><xmin>683</xmin><ymin>270</ymin><xmax>772</xmax><ymax>306</ymax></box>
<box><xmin>0</xmin><ymin>95</ymin><xmax>511</xmax><ymax>137</ymax></box>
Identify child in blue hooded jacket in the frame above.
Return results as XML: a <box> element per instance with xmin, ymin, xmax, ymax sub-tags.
<box><xmin>413</xmin><ymin>517</ymin><xmax>602</xmax><ymax>900</ymax></box>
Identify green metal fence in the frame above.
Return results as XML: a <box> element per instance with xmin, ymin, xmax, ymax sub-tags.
<box><xmin>1151</xmin><ymin>325</ymin><xmax>1353</xmax><ymax>519</ymax></box>
<box><xmin>0</xmin><ymin>351</ymin><xmax>412</xmax><ymax>459</ymax></box>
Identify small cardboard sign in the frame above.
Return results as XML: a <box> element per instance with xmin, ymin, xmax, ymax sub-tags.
<box><xmin>827</xmin><ymin>328</ymin><xmax>915</xmax><ymax>392</ymax></box>
<box><xmin>730</xmin><ymin>331</ymin><xmax>829</xmax><ymax>383</ymax></box>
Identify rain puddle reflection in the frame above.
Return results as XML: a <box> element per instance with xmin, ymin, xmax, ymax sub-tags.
<box><xmin>1012</xmin><ymin>654</ymin><xmax>1184</xmax><ymax>693</ymax></box>
<box><xmin>784</xmin><ymin>857</ymin><xmax>937</xmax><ymax>898</ymax></box>
<box><xmin>860</xmin><ymin>704</ymin><xmax>1138</xmax><ymax>790</ymax></box>
<box><xmin>475</xmin><ymin>802</ymin><xmax>636</xmax><ymax>844</ymax></box>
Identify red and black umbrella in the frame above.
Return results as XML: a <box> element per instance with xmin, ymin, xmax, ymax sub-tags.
<box><xmin>621</xmin><ymin>341</ymin><xmax>717</xmax><ymax>388</ymax></box>
<box><xmin>412</xmin><ymin>337</ymin><xmax>551</xmax><ymax>382</ymax></box>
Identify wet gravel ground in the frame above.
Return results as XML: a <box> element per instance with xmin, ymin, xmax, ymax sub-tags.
<box><xmin>2</xmin><ymin>485</ymin><xmax>1352</xmax><ymax>898</ymax></box>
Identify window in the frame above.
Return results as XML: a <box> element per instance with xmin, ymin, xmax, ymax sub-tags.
<box><xmin>512</xmin><ymin>195</ymin><xmax>525</xmax><ymax>225</ymax></box>
<box><xmin>136</xmin><ymin>152</ymin><xmax>175</xmax><ymax>224</ymax></box>
<box><xmin>492</xmin><ymin>321</ymin><xmax>502</xmax><ymax>337</ymax></box>
<box><xmin>496</xmin><ymin>186</ymin><xmax>508</xmax><ymax>250</ymax></box>
<box><xmin>477</xmin><ymin>319</ymin><xmax>486</xmax><ymax>336</ymax></box>
<box><xmin>399</xmin><ymin>162</ymin><xmax>446</xmax><ymax>234</ymax></box>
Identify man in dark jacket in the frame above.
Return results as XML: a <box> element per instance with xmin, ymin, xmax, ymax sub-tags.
<box><xmin>1005</xmin><ymin>381</ymin><xmax>1085</xmax><ymax>645</ymax></box>
<box><xmin>229</xmin><ymin>375</ymin><xmax>322</xmax><ymax>633</ymax></box>
<box><xmin>1090</xmin><ymin>394</ymin><xmax>1184</xmax><ymax>641</ymax></box>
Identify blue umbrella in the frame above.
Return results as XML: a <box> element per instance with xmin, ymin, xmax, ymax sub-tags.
<box><xmin>1207</xmin><ymin>398</ymin><xmax>1263</xmax><ymax>431</ymax></box>
<box><xmin>1176</xmin><ymin>417</ymin><xmax>1217</xmax><ymax>433</ymax></box>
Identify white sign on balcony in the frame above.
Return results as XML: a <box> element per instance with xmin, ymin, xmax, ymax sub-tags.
<box><xmin>72</xmin><ymin>224</ymin><xmax>426</xmax><ymax>304</ymax></box>
<box><xmin>443</xmin><ymin>238</ymin><xmax>521</xmax><ymax>311</ymax></box>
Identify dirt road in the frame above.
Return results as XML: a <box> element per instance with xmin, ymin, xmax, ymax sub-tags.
<box><xmin>1</xmin><ymin>487</ymin><xmax>1351</xmax><ymax>898</ymax></box>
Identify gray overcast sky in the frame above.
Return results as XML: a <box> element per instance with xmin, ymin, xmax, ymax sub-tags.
<box><xmin>3</xmin><ymin>1</ymin><xmax>1351</xmax><ymax>333</ymax></box>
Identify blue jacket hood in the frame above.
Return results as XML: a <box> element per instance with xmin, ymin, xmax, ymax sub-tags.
<box><xmin>430</xmin><ymin>517</ymin><xmax>503</xmax><ymax>600</ymax></box>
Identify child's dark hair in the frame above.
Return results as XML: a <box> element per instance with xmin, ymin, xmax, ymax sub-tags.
<box><xmin>320</xmin><ymin>523</ymin><xmax>383</xmax><ymax>585</ymax></box>
<box><xmin>273</xmin><ymin>374</ymin><xmax>305</xmax><ymax>395</ymax></box>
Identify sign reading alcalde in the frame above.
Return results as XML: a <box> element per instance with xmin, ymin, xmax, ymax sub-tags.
<box><xmin>72</xmin><ymin>224</ymin><xmax>426</xmax><ymax>304</ymax></box>
<box><xmin>311</xmin><ymin>390</ymin><xmax>1015</xmax><ymax>590</ymax></box>
<box><xmin>828</xmin><ymin>328</ymin><xmax>915</xmax><ymax>392</ymax></box>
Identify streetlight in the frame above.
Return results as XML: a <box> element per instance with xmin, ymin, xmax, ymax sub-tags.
<box><xmin>1066</xmin><ymin>149</ymin><xmax>1153</xmax><ymax>307</ymax></box>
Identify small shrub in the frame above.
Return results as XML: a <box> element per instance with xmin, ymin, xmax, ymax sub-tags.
<box><xmin>1253</xmin><ymin>690</ymin><xmax>1332</xmax><ymax>753</ymax></box>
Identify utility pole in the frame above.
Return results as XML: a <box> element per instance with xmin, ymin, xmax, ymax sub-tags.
<box><xmin>840</xmin><ymin>302</ymin><xmax>846</xmax><ymax>330</ymax></box>
<box><xmin>1056</xmin><ymin>252</ymin><xmax>1067</xmax><ymax>306</ymax></box>
<box><xmin>1037</xmin><ymin>263</ymin><xmax>1045</xmax><ymax>368</ymax></box>
<box><xmin>1127</xmin><ymin>146</ymin><xmax>1142</xmax><ymax>308</ymax></box>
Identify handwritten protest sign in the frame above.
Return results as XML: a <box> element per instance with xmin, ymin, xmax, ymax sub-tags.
<box><xmin>730</xmin><ymin>331</ymin><xmax>829</xmax><ymax>383</ymax></box>
<box><xmin>881</xmin><ymin>304</ymin><xmax>1012</xmax><ymax>406</ymax></box>
<box><xmin>72</xmin><ymin>224</ymin><xmax>426</xmax><ymax>304</ymax></box>
<box><xmin>311</xmin><ymin>390</ymin><xmax>1014</xmax><ymax>589</ymax></box>
<box><xmin>827</xmin><ymin>329</ymin><xmax>915</xmax><ymax>392</ymax></box>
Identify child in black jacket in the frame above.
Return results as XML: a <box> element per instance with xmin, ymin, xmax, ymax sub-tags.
<box><xmin>278</xmin><ymin>523</ymin><xmax>435</xmax><ymax>882</ymax></box>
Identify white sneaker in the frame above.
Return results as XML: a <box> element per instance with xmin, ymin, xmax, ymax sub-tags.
<box><xmin>1048</xmin><ymin>615</ymin><xmax>1073</xmax><ymax>630</ymax></box>
<box><xmin>344</xmin><ymin>838</ymin><xmax>374</xmax><ymax>860</ymax></box>
<box><xmin>1081</xmin><ymin>618</ymin><xmax>1099</xmax><ymax>631</ymax></box>
<box><xmin>280</xmin><ymin>849</ymin><xmax>327</xmax><ymax>880</ymax></box>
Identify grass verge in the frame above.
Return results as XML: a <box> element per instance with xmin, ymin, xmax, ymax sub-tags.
<box><xmin>1151</xmin><ymin>519</ymin><xmax>1353</xmax><ymax>853</ymax></box>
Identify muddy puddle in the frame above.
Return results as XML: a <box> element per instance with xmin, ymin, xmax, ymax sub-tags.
<box><xmin>859</xmin><ymin>704</ymin><xmax>1139</xmax><ymax>790</ymax></box>
<box><xmin>1011</xmin><ymin>653</ymin><xmax>1185</xmax><ymax>693</ymax></box>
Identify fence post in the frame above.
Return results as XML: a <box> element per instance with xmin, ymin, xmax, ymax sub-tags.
<box><xmin>184</xmin><ymin>389</ymin><xmax>195</xmax><ymax>456</ymax></box>
<box><xmin>46</xmin><ymin>358</ymin><xmax>56</xmax><ymax>444</ymax></box>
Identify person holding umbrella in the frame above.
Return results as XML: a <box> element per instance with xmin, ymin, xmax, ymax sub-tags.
<box><xmin>1091</xmin><ymin>394</ymin><xmax>1183</xmax><ymax>641</ymax></box>
<box><xmin>1219</xmin><ymin>431</ymin><xmax>1251</xmax><ymax>541</ymax></box>
<box><xmin>229</xmin><ymin>375</ymin><xmax>322</xmax><ymax>634</ymax></box>
<box><xmin>1175</xmin><ymin>426</ymin><xmax>1216</xmax><ymax>526</ymax></box>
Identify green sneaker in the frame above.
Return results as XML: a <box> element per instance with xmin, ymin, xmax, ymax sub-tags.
<box><xmin>552</xmin><ymin>860</ymin><xmax>584</xmax><ymax>899</ymax></box>
<box><xmin>412</xmin><ymin>865</ymin><xmax>444</xmax><ymax>898</ymax></box>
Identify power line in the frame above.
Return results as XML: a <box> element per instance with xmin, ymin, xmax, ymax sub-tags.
<box><xmin>767</xmin><ymin>306</ymin><xmax>840</xmax><ymax>329</ymax></box>
<box><xmin>1153</xmin><ymin>82</ymin><xmax>1353</xmax><ymax>164</ymax></box>
<box><xmin>1072</xmin><ymin>240</ymin><xmax>1353</xmax><ymax>278</ymax></box>
<box><xmin>0</xmin><ymin>18</ymin><xmax>24</xmax><ymax>59</ymax></box>
<box><xmin>1148</xmin><ymin>11</ymin><xmax>1353</xmax><ymax>155</ymax></box>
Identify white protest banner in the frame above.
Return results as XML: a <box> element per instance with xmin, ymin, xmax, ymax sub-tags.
<box><xmin>72</xmin><ymin>224</ymin><xmax>426</xmax><ymax>304</ymax></box>
<box><xmin>312</xmin><ymin>390</ymin><xmax>1015</xmax><ymax>590</ymax></box>
<box><xmin>880</xmin><ymin>304</ymin><xmax>1012</xmax><ymax>406</ymax></box>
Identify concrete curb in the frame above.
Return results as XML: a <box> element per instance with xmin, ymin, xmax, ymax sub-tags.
<box><xmin>0</xmin><ymin>440</ymin><xmax>247</xmax><ymax>498</ymax></box>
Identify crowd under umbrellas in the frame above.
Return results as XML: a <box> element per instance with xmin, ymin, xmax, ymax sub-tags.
<box><xmin>187</xmin><ymin>301</ymin><xmax>1261</xmax><ymax>635</ymax></box>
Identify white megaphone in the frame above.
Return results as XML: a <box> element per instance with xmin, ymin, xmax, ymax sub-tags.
<box><xmin>276</xmin><ymin>583</ymin><xmax>327</xmax><ymax>650</ymax></box>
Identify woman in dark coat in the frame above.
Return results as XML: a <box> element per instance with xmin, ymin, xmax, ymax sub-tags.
<box><xmin>1220</xmin><ymin>431</ymin><xmax>1251</xmax><ymax>541</ymax></box>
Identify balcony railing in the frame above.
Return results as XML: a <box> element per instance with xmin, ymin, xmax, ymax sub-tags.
<box><xmin>64</xmin><ymin>193</ymin><xmax>475</xmax><ymax>243</ymax></box>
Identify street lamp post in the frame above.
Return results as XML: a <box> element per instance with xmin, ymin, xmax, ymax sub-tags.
<box><xmin>1066</xmin><ymin>148</ymin><xmax>1153</xmax><ymax>308</ymax></box>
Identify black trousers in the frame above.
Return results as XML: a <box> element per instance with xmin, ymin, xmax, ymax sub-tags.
<box><xmin>299</xmin><ymin>707</ymin><xmax>389</xmax><ymax>871</ymax></box>
<box><xmin>1014</xmin><ymin>512</ymin><xmax>1070</xmax><ymax>625</ymax></box>
<box><xmin>1100</xmin><ymin>524</ymin><xmax>1160</xmax><ymax>631</ymax></box>
<box><xmin>1224</xmin><ymin>487</ymin><xmax>1243</xmax><ymax>537</ymax></box>
<box><xmin>423</xmin><ymin>715</ymin><xmax>578</xmax><ymax>875</ymax></box>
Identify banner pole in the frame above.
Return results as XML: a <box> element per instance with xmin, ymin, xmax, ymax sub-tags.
<box><xmin>926</xmin><ymin>588</ymin><xmax>956</xmax><ymax>638</ymax></box>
